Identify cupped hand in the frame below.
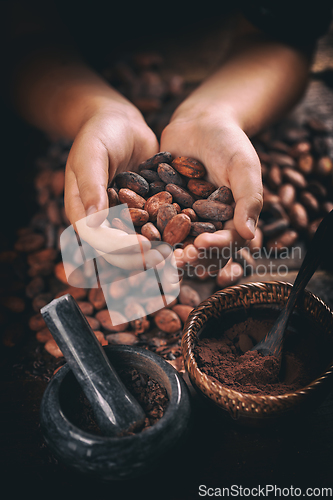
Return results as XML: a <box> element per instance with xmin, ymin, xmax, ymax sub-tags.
<box><xmin>160</xmin><ymin>112</ymin><xmax>263</xmax><ymax>277</ymax></box>
<box><xmin>64</xmin><ymin>101</ymin><xmax>160</xmax><ymax>270</ymax></box>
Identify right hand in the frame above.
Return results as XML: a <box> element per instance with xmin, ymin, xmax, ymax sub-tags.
<box><xmin>64</xmin><ymin>100</ymin><xmax>163</xmax><ymax>270</ymax></box>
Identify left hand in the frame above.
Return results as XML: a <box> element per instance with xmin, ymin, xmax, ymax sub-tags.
<box><xmin>160</xmin><ymin>111</ymin><xmax>263</xmax><ymax>280</ymax></box>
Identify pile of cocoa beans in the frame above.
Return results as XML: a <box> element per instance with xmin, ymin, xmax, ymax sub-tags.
<box><xmin>109</xmin><ymin>153</ymin><xmax>234</xmax><ymax>246</ymax></box>
<box><xmin>255</xmin><ymin>118</ymin><xmax>333</xmax><ymax>252</ymax></box>
<box><xmin>1</xmin><ymin>51</ymin><xmax>333</xmax><ymax>378</ymax></box>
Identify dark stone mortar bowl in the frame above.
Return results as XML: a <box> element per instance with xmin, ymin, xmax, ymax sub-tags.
<box><xmin>40</xmin><ymin>345</ymin><xmax>191</xmax><ymax>481</ymax></box>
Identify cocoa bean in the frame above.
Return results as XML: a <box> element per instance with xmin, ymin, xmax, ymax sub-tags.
<box><xmin>114</xmin><ymin>171</ymin><xmax>149</xmax><ymax>196</ymax></box>
<box><xmin>299</xmin><ymin>191</ymin><xmax>319</xmax><ymax>213</ymax></box>
<box><xmin>278</xmin><ymin>184</ymin><xmax>296</xmax><ymax>210</ymax></box>
<box><xmin>107</xmin><ymin>187</ymin><xmax>119</xmax><ymax>207</ymax></box>
<box><xmin>209</xmin><ymin>220</ymin><xmax>223</xmax><ymax>230</ymax></box>
<box><xmin>289</xmin><ymin>202</ymin><xmax>308</xmax><ymax>231</ymax></box>
<box><xmin>190</xmin><ymin>222</ymin><xmax>216</xmax><ymax>236</ymax></box>
<box><xmin>124</xmin><ymin>302</ymin><xmax>147</xmax><ymax>322</ymax></box>
<box><xmin>118</xmin><ymin>188</ymin><xmax>146</xmax><ymax>209</ymax></box>
<box><xmin>165</xmin><ymin>184</ymin><xmax>195</xmax><ymax>208</ymax></box>
<box><xmin>139</xmin><ymin>169</ymin><xmax>160</xmax><ymax>183</ymax></box>
<box><xmin>95</xmin><ymin>309</ymin><xmax>129</xmax><ymax>332</ymax></box>
<box><xmin>141</xmin><ymin>222</ymin><xmax>161</xmax><ymax>241</ymax></box>
<box><xmin>109</xmin><ymin>279</ymin><xmax>129</xmax><ymax>300</ymax></box>
<box><xmin>173</xmin><ymin>203</ymin><xmax>181</xmax><ymax>213</ymax></box>
<box><xmin>94</xmin><ymin>330</ymin><xmax>107</xmax><ymax>346</ymax></box>
<box><xmin>121</xmin><ymin>207</ymin><xmax>149</xmax><ymax>226</ymax></box>
<box><xmin>55</xmin><ymin>286</ymin><xmax>87</xmax><ymax>300</ymax></box>
<box><xmin>77</xmin><ymin>301</ymin><xmax>94</xmax><ymax>316</ymax></box>
<box><xmin>181</xmin><ymin>208</ymin><xmax>198</xmax><ymax>222</ymax></box>
<box><xmin>106</xmin><ymin>332</ymin><xmax>137</xmax><ymax>345</ymax></box>
<box><xmin>267</xmin><ymin>164</ymin><xmax>282</xmax><ymax>190</ymax></box>
<box><xmin>85</xmin><ymin>316</ymin><xmax>101</xmax><ymax>331</ymax></box>
<box><xmin>282</xmin><ymin>168</ymin><xmax>307</xmax><ymax>189</ymax></box>
<box><xmin>29</xmin><ymin>313</ymin><xmax>46</xmax><ymax>331</ymax></box>
<box><xmin>187</xmin><ymin>179</ymin><xmax>216</xmax><ymax>198</ymax></box>
<box><xmin>315</xmin><ymin>156</ymin><xmax>333</xmax><ymax>176</ymax></box>
<box><xmin>308</xmin><ymin>218</ymin><xmax>323</xmax><ymax>239</ymax></box>
<box><xmin>181</xmin><ymin>236</ymin><xmax>196</xmax><ymax>248</ymax></box>
<box><xmin>297</xmin><ymin>154</ymin><xmax>313</xmax><ymax>175</ymax></box>
<box><xmin>88</xmin><ymin>288</ymin><xmax>106</xmax><ymax>310</ymax></box>
<box><xmin>192</xmin><ymin>200</ymin><xmax>234</xmax><ymax>222</ymax></box>
<box><xmin>262</xmin><ymin>219</ymin><xmax>289</xmax><ymax>238</ymax></box>
<box><xmin>138</xmin><ymin>151</ymin><xmax>172</xmax><ymax>171</ymax></box>
<box><xmin>207</xmin><ymin>186</ymin><xmax>233</xmax><ymax>204</ymax></box>
<box><xmin>144</xmin><ymin>191</ymin><xmax>173</xmax><ymax>221</ymax></box>
<box><xmin>156</xmin><ymin>204</ymin><xmax>177</xmax><ymax>233</ymax></box>
<box><xmin>44</xmin><ymin>339</ymin><xmax>63</xmax><ymax>358</ymax></box>
<box><xmin>266</xmin><ymin>229</ymin><xmax>299</xmax><ymax>251</ymax></box>
<box><xmin>149</xmin><ymin>181</ymin><xmax>166</xmax><ymax>195</ymax></box>
<box><xmin>154</xmin><ymin>309</ymin><xmax>181</xmax><ymax>333</ymax></box>
<box><xmin>179</xmin><ymin>285</ymin><xmax>201</xmax><ymax>306</ymax></box>
<box><xmin>172</xmin><ymin>304</ymin><xmax>193</xmax><ymax>323</ymax></box>
<box><xmin>269</xmin><ymin>152</ymin><xmax>296</xmax><ymax>168</ymax></box>
<box><xmin>36</xmin><ymin>328</ymin><xmax>53</xmax><ymax>343</ymax></box>
<box><xmin>171</xmin><ymin>157</ymin><xmax>206</xmax><ymax>178</ymax></box>
<box><xmin>162</xmin><ymin>213</ymin><xmax>191</xmax><ymax>245</ymax></box>
<box><xmin>157</xmin><ymin>163</ymin><xmax>186</xmax><ymax>186</ymax></box>
<box><xmin>322</xmin><ymin>201</ymin><xmax>333</xmax><ymax>214</ymax></box>
<box><xmin>46</xmin><ymin>200</ymin><xmax>62</xmax><ymax>226</ymax></box>
<box><xmin>289</xmin><ymin>141</ymin><xmax>311</xmax><ymax>158</ymax></box>
<box><xmin>32</xmin><ymin>293</ymin><xmax>52</xmax><ymax>312</ymax></box>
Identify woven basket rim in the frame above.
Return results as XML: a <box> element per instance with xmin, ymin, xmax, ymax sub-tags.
<box><xmin>182</xmin><ymin>280</ymin><xmax>333</xmax><ymax>413</ymax></box>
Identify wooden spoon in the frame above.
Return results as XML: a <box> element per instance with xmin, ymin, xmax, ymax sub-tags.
<box><xmin>252</xmin><ymin>209</ymin><xmax>333</xmax><ymax>359</ymax></box>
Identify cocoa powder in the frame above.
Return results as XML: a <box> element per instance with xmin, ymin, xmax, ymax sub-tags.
<box><xmin>194</xmin><ymin>318</ymin><xmax>314</xmax><ymax>396</ymax></box>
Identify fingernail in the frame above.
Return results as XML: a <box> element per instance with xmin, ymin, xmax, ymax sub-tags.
<box><xmin>246</xmin><ymin>218</ymin><xmax>256</xmax><ymax>238</ymax></box>
<box><xmin>86</xmin><ymin>206</ymin><xmax>97</xmax><ymax>227</ymax></box>
<box><xmin>86</xmin><ymin>205</ymin><xmax>97</xmax><ymax>217</ymax></box>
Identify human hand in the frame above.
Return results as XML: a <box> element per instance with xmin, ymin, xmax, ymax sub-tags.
<box><xmin>160</xmin><ymin>111</ymin><xmax>263</xmax><ymax>281</ymax></box>
<box><xmin>64</xmin><ymin>100</ymin><xmax>162</xmax><ymax>270</ymax></box>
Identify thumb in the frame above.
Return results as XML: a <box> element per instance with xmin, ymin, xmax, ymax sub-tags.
<box><xmin>228</xmin><ymin>149</ymin><xmax>263</xmax><ymax>241</ymax></box>
<box><xmin>66</xmin><ymin>136</ymin><xmax>109</xmax><ymax>228</ymax></box>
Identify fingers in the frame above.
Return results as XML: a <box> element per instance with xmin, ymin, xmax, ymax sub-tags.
<box><xmin>228</xmin><ymin>146</ymin><xmax>263</xmax><ymax>241</ymax></box>
<box><xmin>216</xmin><ymin>259</ymin><xmax>243</xmax><ymax>289</ymax></box>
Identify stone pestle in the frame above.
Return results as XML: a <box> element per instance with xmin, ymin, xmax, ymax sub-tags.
<box><xmin>41</xmin><ymin>294</ymin><xmax>146</xmax><ymax>436</ymax></box>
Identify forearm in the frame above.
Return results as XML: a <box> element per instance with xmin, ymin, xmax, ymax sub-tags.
<box><xmin>11</xmin><ymin>47</ymin><xmax>141</xmax><ymax>139</ymax></box>
<box><xmin>171</xmin><ymin>28</ymin><xmax>312</xmax><ymax>137</ymax></box>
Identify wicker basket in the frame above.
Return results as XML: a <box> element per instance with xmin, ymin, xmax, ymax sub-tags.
<box><xmin>182</xmin><ymin>281</ymin><xmax>333</xmax><ymax>426</ymax></box>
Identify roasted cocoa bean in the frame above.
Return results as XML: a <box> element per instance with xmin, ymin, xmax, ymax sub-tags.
<box><xmin>282</xmin><ymin>168</ymin><xmax>307</xmax><ymax>189</ymax></box>
<box><xmin>207</xmin><ymin>186</ymin><xmax>233</xmax><ymax>205</ymax></box>
<box><xmin>114</xmin><ymin>172</ymin><xmax>149</xmax><ymax>196</ymax></box>
<box><xmin>138</xmin><ymin>151</ymin><xmax>172</xmax><ymax>171</ymax></box>
<box><xmin>171</xmin><ymin>157</ymin><xmax>206</xmax><ymax>178</ymax></box>
<box><xmin>187</xmin><ymin>179</ymin><xmax>216</xmax><ymax>198</ymax></box>
<box><xmin>266</xmin><ymin>229</ymin><xmax>299</xmax><ymax>251</ymax></box>
<box><xmin>165</xmin><ymin>184</ymin><xmax>195</xmax><ymax>208</ymax></box>
<box><xmin>262</xmin><ymin>218</ymin><xmax>289</xmax><ymax>238</ymax></box>
<box><xmin>154</xmin><ymin>309</ymin><xmax>181</xmax><ymax>333</ymax></box>
<box><xmin>307</xmin><ymin>180</ymin><xmax>327</xmax><ymax>200</ymax></box>
<box><xmin>181</xmin><ymin>208</ymin><xmax>198</xmax><ymax>222</ymax></box>
<box><xmin>289</xmin><ymin>141</ymin><xmax>311</xmax><ymax>158</ymax></box>
<box><xmin>179</xmin><ymin>285</ymin><xmax>201</xmax><ymax>307</ymax></box>
<box><xmin>14</xmin><ymin>233</ymin><xmax>45</xmax><ymax>253</ymax></box>
<box><xmin>95</xmin><ymin>309</ymin><xmax>129</xmax><ymax>332</ymax></box>
<box><xmin>139</xmin><ymin>169</ymin><xmax>160</xmax><ymax>183</ymax></box>
<box><xmin>192</xmin><ymin>200</ymin><xmax>234</xmax><ymax>221</ymax></box>
<box><xmin>267</xmin><ymin>164</ymin><xmax>282</xmax><ymax>190</ymax></box>
<box><xmin>121</xmin><ymin>207</ymin><xmax>149</xmax><ymax>226</ymax></box>
<box><xmin>278</xmin><ymin>184</ymin><xmax>296</xmax><ymax>210</ymax></box>
<box><xmin>144</xmin><ymin>191</ymin><xmax>173</xmax><ymax>221</ymax></box>
<box><xmin>297</xmin><ymin>154</ymin><xmax>314</xmax><ymax>175</ymax></box>
<box><xmin>289</xmin><ymin>203</ymin><xmax>309</xmax><ymax>231</ymax></box>
<box><xmin>173</xmin><ymin>203</ymin><xmax>181</xmax><ymax>213</ymax></box>
<box><xmin>141</xmin><ymin>222</ymin><xmax>161</xmax><ymax>241</ymax></box>
<box><xmin>162</xmin><ymin>213</ymin><xmax>191</xmax><ymax>245</ymax></box>
<box><xmin>111</xmin><ymin>217</ymin><xmax>134</xmax><ymax>233</ymax></box>
<box><xmin>299</xmin><ymin>191</ymin><xmax>319</xmax><ymax>213</ymax></box>
<box><xmin>171</xmin><ymin>304</ymin><xmax>193</xmax><ymax>323</ymax></box>
<box><xmin>157</xmin><ymin>163</ymin><xmax>186</xmax><ymax>186</ymax></box>
<box><xmin>190</xmin><ymin>222</ymin><xmax>216</xmax><ymax>236</ymax></box>
<box><xmin>107</xmin><ymin>187</ymin><xmax>119</xmax><ymax>207</ymax></box>
<box><xmin>269</xmin><ymin>152</ymin><xmax>296</xmax><ymax>168</ymax></box>
<box><xmin>315</xmin><ymin>156</ymin><xmax>333</xmax><ymax>176</ymax></box>
<box><xmin>156</xmin><ymin>204</ymin><xmax>177</xmax><ymax>233</ymax></box>
<box><xmin>88</xmin><ymin>288</ymin><xmax>106</xmax><ymax>310</ymax></box>
<box><xmin>118</xmin><ymin>188</ymin><xmax>146</xmax><ymax>209</ymax></box>
<box><xmin>149</xmin><ymin>181</ymin><xmax>166</xmax><ymax>195</ymax></box>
